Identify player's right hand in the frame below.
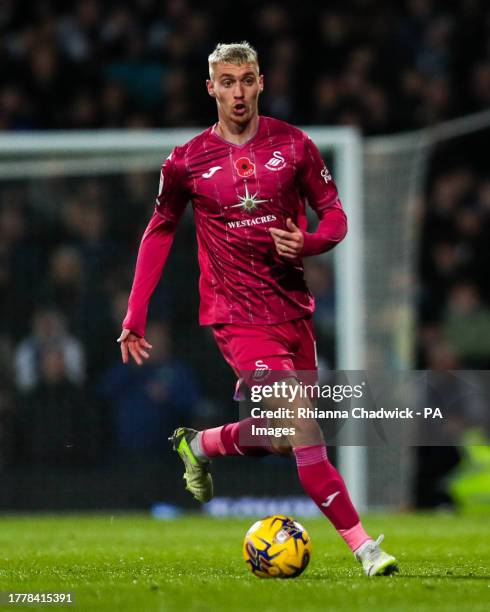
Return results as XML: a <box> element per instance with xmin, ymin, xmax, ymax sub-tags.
<box><xmin>117</xmin><ymin>328</ymin><xmax>153</xmax><ymax>366</ymax></box>
<box><xmin>269</xmin><ymin>218</ymin><xmax>304</xmax><ymax>260</ymax></box>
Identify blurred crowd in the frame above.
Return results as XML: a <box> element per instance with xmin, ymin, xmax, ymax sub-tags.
<box><xmin>0</xmin><ymin>173</ymin><xmax>209</xmax><ymax>466</ymax></box>
<box><xmin>0</xmin><ymin>0</ymin><xmax>489</xmax><ymax>133</ymax></box>
<box><xmin>419</xmin><ymin>165</ymin><xmax>490</xmax><ymax>370</ymax></box>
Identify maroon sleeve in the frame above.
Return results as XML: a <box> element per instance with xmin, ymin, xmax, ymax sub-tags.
<box><xmin>297</xmin><ymin>135</ymin><xmax>348</xmax><ymax>256</ymax></box>
<box><xmin>122</xmin><ymin>150</ymin><xmax>188</xmax><ymax>337</ymax></box>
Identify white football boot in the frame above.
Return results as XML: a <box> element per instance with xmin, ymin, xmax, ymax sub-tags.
<box><xmin>355</xmin><ymin>535</ymin><xmax>399</xmax><ymax>576</ymax></box>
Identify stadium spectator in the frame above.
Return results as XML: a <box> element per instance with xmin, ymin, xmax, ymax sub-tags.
<box><xmin>99</xmin><ymin>321</ymin><xmax>201</xmax><ymax>457</ymax></box>
<box><xmin>41</xmin><ymin>246</ymin><xmax>85</xmax><ymax>327</ymax></box>
<box><xmin>15</xmin><ymin>345</ymin><xmax>101</xmax><ymax>466</ymax></box>
<box><xmin>442</xmin><ymin>282</ymin><xmax>490</xmax><ymax>368</ymax></box>
<box><xmin>14</xmin><ymin>308</ymin><xmax>85</xmax><ymax>391</ymax></box>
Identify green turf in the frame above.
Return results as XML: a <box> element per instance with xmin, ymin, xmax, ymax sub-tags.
<box><xmin>0</xmin><ymin>513</ymin><xmax>488</xmax><ymax>611</ymax></box>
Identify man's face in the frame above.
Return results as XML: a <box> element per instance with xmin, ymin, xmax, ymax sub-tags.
<box><xmin>207</xmin><ymin>62</ymin><xmax>264</xmax><ymax>125</ymax></box>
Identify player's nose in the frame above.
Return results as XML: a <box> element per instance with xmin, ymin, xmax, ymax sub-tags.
<box><xmin>233</xmin><ymin>83</ymin><xmax>244</xmax><ymax>97</ymax></box>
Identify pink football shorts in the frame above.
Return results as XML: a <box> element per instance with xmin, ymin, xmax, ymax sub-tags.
<box><xmin>211</xmin><ymin>316</ymin><xmax>318</xmax><ymax>396</ymax></box>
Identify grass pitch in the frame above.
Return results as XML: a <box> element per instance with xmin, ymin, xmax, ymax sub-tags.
<box><xmin>0</xmin><ymin>513</ymin><xmax>488</xmax><ymax>611</ymax></box>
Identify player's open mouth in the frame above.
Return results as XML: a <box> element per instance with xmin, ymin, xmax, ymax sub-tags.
<box><xmin>233</xmin><ymin>104</ymin><xmax>246</xmax><ymax>115</ymax></box>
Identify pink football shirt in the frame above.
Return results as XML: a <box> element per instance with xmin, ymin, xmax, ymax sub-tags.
<box><xmin>123</xmin><ymin>116</ymin><xmax>347</xmax><ymax>337</ymax></box>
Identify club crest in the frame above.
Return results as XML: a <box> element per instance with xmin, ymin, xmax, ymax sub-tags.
<box><xmin>265</xmin><ymin>151</ymin><xmax>286</xmax><ymax>171</ymax></box>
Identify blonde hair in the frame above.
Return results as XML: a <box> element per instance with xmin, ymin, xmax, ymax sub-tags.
<box><xmin>208</xmin><ymin>42</ymin><xmax>259</xmax><ymax>78</ymax></box>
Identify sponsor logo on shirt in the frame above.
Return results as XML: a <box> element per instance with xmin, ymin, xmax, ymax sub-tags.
<box><xmin>202</xmin><ymin>166</ymin><xmax>222</xmax><ymax>178</ymax></box>
<box><xmin>253</xmin><ymin>359</ymin><xmax>270</xmax><ymax>381</ymax></box>
<box><xmin>321</xmin><ymin>167</ymin><xmax>332</xmax><ymax>183</ymax></box>
<box><xmin>227</xmin><ymin>214</ymin><xmax>277</xmax><ymax>229</ymax></box>
<box><xmin>265</xmin><ymin>151</ymin><xmax>286</xmax><ymax>171</ymax></box>
<box><xmin>235</xmin><ymin>157</ymin><xmax>255</xmax><ymax>177</ymax></box>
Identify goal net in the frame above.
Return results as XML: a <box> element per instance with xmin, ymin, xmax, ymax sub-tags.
<box><xmin>351</xmin><ymin>110</ymin><xmax>490</xmax><ymax>510</ymax></box>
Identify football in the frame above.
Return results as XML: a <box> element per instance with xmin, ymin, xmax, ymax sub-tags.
<box><xmin>242</xmin><ymin>515</ymin><xmax>312</xmax><ymax>578</ymax></box>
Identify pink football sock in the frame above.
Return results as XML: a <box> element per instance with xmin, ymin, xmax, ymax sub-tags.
<box><xmin>293</xmin><ymin>445</ymin><xmax>371</xmax><ymax>552</ymax></box>
<box><xmin>201</xmin><ymin>417</ymin><xmax>274</xmax><ymax>457</ymax></box>
<box><xmin>338</xmin><ymin>523</ymin><xmax>372</xmax><ymax>553</ymax></box>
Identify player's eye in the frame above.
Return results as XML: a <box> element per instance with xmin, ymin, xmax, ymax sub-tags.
<box><xmin>222</xmin><ymin>80</ymin><xmax>232</xmax><ymax>87</ymax></box>
<box><xmin>243</xmin><ymin>78</ymin><xmax>254</xmax><ymax>85</ymax></box>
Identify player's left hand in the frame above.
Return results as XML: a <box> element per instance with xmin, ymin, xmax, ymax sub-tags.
<box><xmin>269</xmin><ymin>218</ymin><xmax>304</xmax><ymax>259</ymax></box>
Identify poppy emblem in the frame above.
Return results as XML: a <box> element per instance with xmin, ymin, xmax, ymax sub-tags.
<box><xmin>235</xmin><ymin>157</ymin><xmax>255</xmax><ymax>177</ymax></box>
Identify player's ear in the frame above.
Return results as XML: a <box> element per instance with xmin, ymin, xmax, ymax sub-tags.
<box><xmin>206</xmin><ymin>79</ymin><xmax>216</xmax><ymax>98</ymax></box>
<box><xmin>258</xmin><ymin>74</ymin><xmax>264</xmax><ymax>94</ymax></box>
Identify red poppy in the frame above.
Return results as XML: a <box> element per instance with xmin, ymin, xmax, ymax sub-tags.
<box><xmin>235</xmin><ymin>157</ymin><xmax>255</xmax><ymax>177</ymax></box>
